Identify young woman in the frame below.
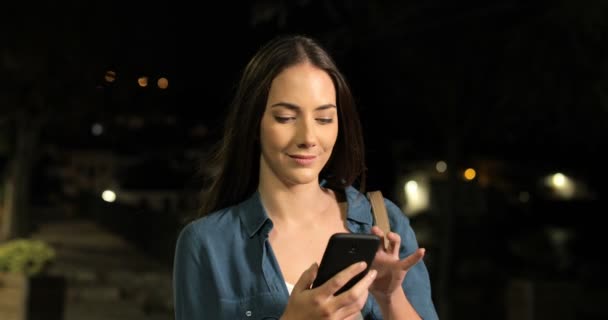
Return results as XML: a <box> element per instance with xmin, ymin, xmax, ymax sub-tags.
<box><xmin>173</xmin><ymin>34</ymin><xmax>439</xmax><ymax>320</ymax></box>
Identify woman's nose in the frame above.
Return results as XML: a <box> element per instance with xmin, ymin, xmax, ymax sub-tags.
<box><xmin>296</xmin><ymin>119</ymin><xmax>316</xmax><ymax>148</ymax></box>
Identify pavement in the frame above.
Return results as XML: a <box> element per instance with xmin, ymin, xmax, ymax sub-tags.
<box><xmin>31</xmin><ymin>220</ymin><xmax>174</xmax><ymax>320</ymax></box>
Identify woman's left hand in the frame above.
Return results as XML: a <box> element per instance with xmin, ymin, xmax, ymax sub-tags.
<box><xmin>368</xmin><ymin>226</ymin><xmax>425</xmax><ymax>301</ymax></box>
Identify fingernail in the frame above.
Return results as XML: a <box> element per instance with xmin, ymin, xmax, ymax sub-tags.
<box><xmin>359</xmin><ymin>261</ymin><xmax>366</xmax><ymax>268</ymax></box>
<box><xmin>369</xmin><ymin>270</ymin><xmax>377</xmax><ymax>279</ymax></box>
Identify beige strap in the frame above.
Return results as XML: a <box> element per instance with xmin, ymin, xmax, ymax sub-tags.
<box><xmin>367</xmin><ymin>191</ymin><xmax>390</xmax><ymax>250</ymax></box>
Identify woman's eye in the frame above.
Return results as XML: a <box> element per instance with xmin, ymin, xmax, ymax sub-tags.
<box><xmin>275</xmin><ymin>116</ymin><xmax>295</xmax><ymax>123</ymax></box>
<box><xmin>316</xmin><ymin>118</ymin><xmax>333</xmax><ymax>124</ymax></box>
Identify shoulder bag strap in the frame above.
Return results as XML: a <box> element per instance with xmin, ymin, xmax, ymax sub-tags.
<box><xmin>367</xmin><ymin>190</ymin><xmax>390</xmax><ymax>250</ymax></box>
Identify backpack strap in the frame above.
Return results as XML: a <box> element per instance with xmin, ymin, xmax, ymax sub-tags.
<box><xmin>367</xmin><ymin>190</ymin><xmax>390</xmax><ymax>250</ymax></box>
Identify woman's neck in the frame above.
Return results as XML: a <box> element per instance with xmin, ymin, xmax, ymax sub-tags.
<box><xmin>258</xmin><ymin>178</ymin><xmax>334</xmax><ymax>226</ymax></box>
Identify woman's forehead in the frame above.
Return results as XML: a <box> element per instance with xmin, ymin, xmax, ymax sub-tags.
<box><xmin>267</xmin><ymin>63</ymin><xmax>336</xmax><ymax>107</ymax></box>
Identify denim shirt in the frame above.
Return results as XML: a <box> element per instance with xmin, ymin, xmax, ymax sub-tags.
<box><xmin>173</xmin><ymin>186</ymin><xmax>439</xmax><ymax>319</ymax></box>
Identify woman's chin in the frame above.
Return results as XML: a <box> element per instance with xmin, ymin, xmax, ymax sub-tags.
<box><xmin>283</xmin><ymin>172</ymin><xmax>321</xmax><ymax>186</ymax></box>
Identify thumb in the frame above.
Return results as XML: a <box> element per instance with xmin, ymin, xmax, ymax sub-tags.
<box><xmin>293</xmin><ymin>263</ymin><xmax>318</xmax><ymax>293</ymax></box>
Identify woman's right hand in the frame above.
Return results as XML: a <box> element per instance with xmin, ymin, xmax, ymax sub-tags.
<box><xmin>280</xmin><ymin>261</ymin><xmax>377</xmax><ymax>320</ymax></box>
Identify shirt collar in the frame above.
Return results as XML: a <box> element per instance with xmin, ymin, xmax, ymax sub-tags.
<box><xmin>239</xmin><ymin>190</ymin><xmax>272</xmax><ymax>238</ymax></box>
<box><xmin>238</xmin><ymin>185</ymin><xmax>374</xmax><ymax>238</ymax></box>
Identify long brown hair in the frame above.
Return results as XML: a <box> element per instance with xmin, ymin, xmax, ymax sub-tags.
<box><xmin>199</xmin><ymin>34</ymin><xmax>366</xmax><ymax>217</ymax></box>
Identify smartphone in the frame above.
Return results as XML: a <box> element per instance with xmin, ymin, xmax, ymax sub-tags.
<box><xmin>311</xmin><ymin>233</ymin><xmax>381</xmax><ymax>295</ymax></box>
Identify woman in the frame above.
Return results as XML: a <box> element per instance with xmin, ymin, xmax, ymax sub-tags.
<box><xmin>173</xmin><ymin>34</ymin><xmax>439</xmax><ymax>320</ymax></box>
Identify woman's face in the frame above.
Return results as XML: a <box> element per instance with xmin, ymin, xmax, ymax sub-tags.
<box><xmin>259</xmin><ymin>62</ymin><xmax>338</xmax><ymax>187</ymax></box>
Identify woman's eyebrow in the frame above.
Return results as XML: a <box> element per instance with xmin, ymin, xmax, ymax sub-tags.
<box><xmin>270</xmin><ymin>102</ymin><xmax>337</xmax><ymax>110</ymax></box>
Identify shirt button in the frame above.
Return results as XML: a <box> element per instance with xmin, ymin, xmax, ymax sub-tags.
<box><xmin>245</xmin><ymin>310</ymin><xmax>252</xmax><ymax>317</ymax></box>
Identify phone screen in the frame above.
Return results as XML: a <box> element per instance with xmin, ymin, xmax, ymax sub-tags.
<box><xmin>311</xmin><ymin>233</ymin><xmax>381</xmax><ymax>295</ymax></box>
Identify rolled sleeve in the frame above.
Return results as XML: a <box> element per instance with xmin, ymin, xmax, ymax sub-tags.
<box><xmin>386</xmin><ymin>198</ymin><xmax>439</xmax><ymax>320</ymax></box>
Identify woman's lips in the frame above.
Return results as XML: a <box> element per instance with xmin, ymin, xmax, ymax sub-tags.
<box><xmin>289</xmin><ymin>154</ymin><xmax>316</xmax><ymax>166</ymax></box>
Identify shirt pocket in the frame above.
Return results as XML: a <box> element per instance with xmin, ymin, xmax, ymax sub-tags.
<box><xmin>219</xmin><ymin>292</ymin><xmax>284</xmax><ymax>320</ymax></box>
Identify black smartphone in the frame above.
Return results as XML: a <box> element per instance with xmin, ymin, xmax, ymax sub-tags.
<box><xmin>311</xmin><ymin>233</ymin><xmax>381</xmax><ymax>295</ymax></box>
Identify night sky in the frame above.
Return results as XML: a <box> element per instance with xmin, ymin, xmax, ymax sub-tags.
<box><xmin>5</xmin><ymin>1</ymin><xmax>604</xmax><ymax>154</ymax></box>
<box><xmin>2</xmin><ymin>1</ymin><xmax>606</xmax><ymax>204</ymax></box>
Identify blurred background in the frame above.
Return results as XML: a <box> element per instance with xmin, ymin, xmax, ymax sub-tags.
<box><xmin>1</xmin><ymin>1</ymin><xmax>606</xmax><ymax>319</ymax></box>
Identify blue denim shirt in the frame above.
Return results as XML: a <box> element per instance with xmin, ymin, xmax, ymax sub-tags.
<box><xmin>173</xmin><ymin>186</ymin><xmax>439</xmax><ymax>319</ymax></box>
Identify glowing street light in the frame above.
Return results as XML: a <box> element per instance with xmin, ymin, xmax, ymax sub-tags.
<box><xmin>157</xmin><ymin>77</ymin><xmax>169</xmax><ymax>89</ymax></box>
<box><xmin>102</xmin><ymin>190</ymin><xmax>116</xmax><ymax>203</ymax></box>
<box><xmin>464</xmin><ymin>168</ymin><xmax>476</xmax><ymax>181</ymax></box>
<box><xmin>435</xmin><ymin>161</ymin><xmax>447</xmax><ymax>173</ymax></box>
<box><xmin>104</xmin><ymin>70</ymin><xmax>116</xmax><ymax>83</ymax></box>
<box><xmin>138</xmin><ymin>76</ymin><xmax>149</xmax><ymax>87</ymax></box>
<box><xmin>91</xmin><ymin>123</ymin><xmax>104</xmax><ymax>136</ymax></box>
